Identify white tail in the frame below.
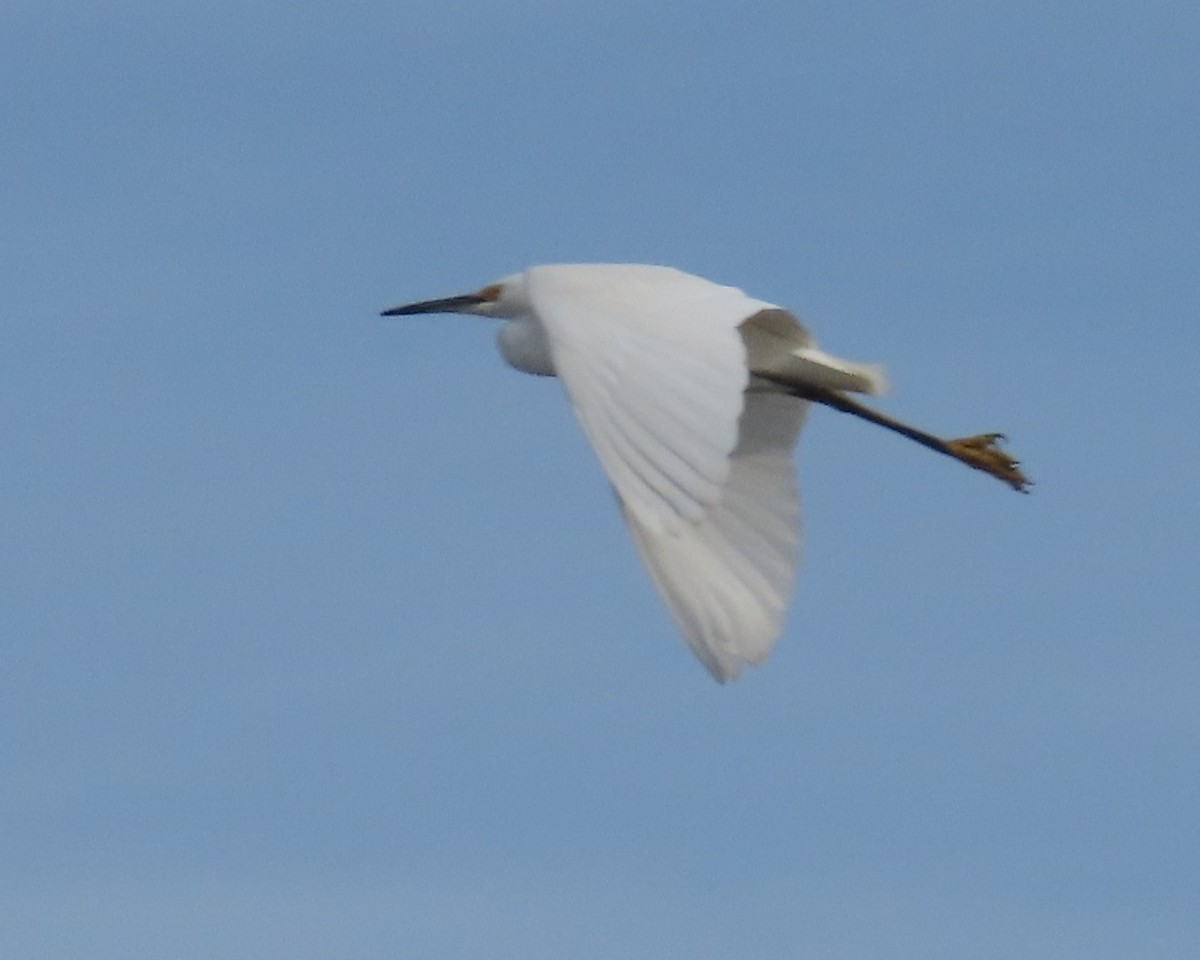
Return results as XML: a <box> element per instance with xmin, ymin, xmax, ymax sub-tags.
<box><xmin>789</xmin><ymin>347</ymin><xmax>889</xmax><ymax>395</ymax></box>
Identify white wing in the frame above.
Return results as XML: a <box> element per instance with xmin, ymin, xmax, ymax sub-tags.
<box><xmin>620</xmin><ymin>391</ymin><xmax>806</xmax><ymax>681</ymax></box>
<box><xmin>527</xmin><ymin>264</ymin><xmax>775</xmax><ymax>535</ymax></box>
<box><xmin>526</xmin><ymin>264</ymin><xmax>805</xmax><ymax>681</ymax></box>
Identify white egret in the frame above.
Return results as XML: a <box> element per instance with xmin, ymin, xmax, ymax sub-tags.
<box><xmin>383</xmin><ymin>264</ymin><xmax>1027</xmax><ymax>681</ymax></box>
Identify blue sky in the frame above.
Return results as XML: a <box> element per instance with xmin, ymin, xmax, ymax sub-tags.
<box><xmin>3</xmin><ymin>1</ymin><xmax>1198</xmax><ymax>957</ymax></box>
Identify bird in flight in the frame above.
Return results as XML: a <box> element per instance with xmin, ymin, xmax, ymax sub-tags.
<box><xmin>383</xmin><ymin>264</ymin><xmax>1028</xmax><ymax>681</ymax></box>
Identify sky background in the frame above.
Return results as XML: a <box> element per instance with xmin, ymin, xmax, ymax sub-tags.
<box><xmin>3</xmin><ymin>1</ymin><xmax>1198</xmax><ymax>957</ymax></box>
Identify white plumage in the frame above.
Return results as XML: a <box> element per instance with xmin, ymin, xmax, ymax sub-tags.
<box><xmin>383</xmin><ymin>263</ymin><xmax>1027</xmax><ymax>681</ymax></box>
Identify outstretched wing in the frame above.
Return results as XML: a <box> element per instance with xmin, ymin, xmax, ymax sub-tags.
<box><xmin>527</xmin><ymin>265</ymin><xmax>806</xmax><ymax>680</ymax></box>
<box><xmin>619</xmin><ymin>391</ymin><xmax>806</xmax><ymax>681</ymax></box>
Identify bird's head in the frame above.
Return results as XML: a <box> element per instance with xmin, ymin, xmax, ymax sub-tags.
<box><xmin>380</xmin><ymin>274</ymin><xmax>527</xmax><ymax>320</ymax></box>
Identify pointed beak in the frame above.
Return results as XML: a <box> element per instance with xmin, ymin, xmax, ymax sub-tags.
<box><xmin>380</xmin><ymin>294</ymin><xmax>487</xmax><ymax>317</ymax></box>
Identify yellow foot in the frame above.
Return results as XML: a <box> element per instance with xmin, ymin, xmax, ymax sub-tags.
<box><xmin>944</xmin><ymin>433</ymin><xmax>1031</xmax><ymax>493</ymax></box>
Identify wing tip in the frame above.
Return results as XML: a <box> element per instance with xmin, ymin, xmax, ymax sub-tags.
<box><xmin>690</xmin><ymin>628</ymin><xmax>778</xmax><ymax>684</ymax></box>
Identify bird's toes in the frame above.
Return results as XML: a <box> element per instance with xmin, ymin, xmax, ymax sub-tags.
<box><xmin>945</xmin><ymin>434</ymin><xmax>1031</xmax><ymax>493</ymax></box>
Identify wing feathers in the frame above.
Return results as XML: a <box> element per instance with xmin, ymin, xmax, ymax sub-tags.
<box><xmin>523</xmin><ymin>265</ymin><xmax>807</xmax><ymax>680</ymax></box>
<box><xmin>620</xmin><ymin>392</ymin><xmax>807</xmax><ymax>681</ymax></box>
<box><xmin>529</xmin><ymin>265</ymin><xmax>754</xmax><ymax>533</ymax></box>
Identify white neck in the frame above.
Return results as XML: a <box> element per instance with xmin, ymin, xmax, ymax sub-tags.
<box><xmin>496</xmin><ymin>316</ymin><xmax>556</xmax><ymax>377</ymax></box>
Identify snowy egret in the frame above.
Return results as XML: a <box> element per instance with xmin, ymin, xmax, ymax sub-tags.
<box><xmin>383</xmin><ymin>264</ymin><xmax>1027</xmax><ymax>681</ymax></box>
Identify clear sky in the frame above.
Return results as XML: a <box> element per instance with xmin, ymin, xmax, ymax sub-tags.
<box><xmin>3</xmin><ymin>2</ymin><xmax>1198</xmax><ymax>957</ymax></box>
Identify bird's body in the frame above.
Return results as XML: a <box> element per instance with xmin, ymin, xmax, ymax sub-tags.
<box><xmin>384</xmin><ymin>264</ymin><xmax>1027</xmax><ymax>681</ymax></box>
